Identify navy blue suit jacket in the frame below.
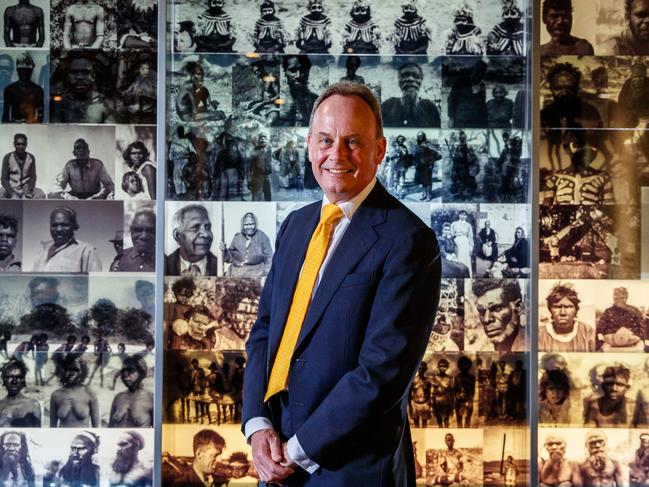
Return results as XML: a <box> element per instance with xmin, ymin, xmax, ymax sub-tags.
<box><xmin>242</xmin><ymin>182</ymin><xmax>441</xmax><ymax>486</ymax></box>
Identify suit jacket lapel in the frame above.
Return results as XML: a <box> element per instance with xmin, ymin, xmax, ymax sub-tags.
<box><xmin>294</xmin><ymin>184</ymin><xmax>388</xmax><ymax>352</ymax></box>
<box><xmin>268</xmin><ymin>203</ymin><xmax>320</xmax><ymax>361</ymax></box>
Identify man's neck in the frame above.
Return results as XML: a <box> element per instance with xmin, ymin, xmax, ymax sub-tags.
<box><xmin>494</xmin><ymin>326</ymin><xmax>519</xmax><ymax>352</ymax></box>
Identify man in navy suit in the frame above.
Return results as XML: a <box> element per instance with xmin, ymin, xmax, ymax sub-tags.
<box><xmin>165</xmin><ymin>204</ymin><xmax>218</xmax><ymax>276</ymax></box>
<box><xmin>242</xmin><ymin>81</ymin><xmax>441</xmax><ymax>486</ymax></box>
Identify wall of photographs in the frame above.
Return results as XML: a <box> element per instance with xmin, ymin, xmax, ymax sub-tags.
<box><xmin>0</xmin><ymin>0</ymin><xmax>158</xmax><ymax>484</ymax></box>
<box><xmin>539</xmin><ymin>0</ymin><xmax>649</xmax><ymax>484</ymax></box>
<box><xmin>163</xmin><ymin>0</ymin><xmax>532</xmax><ymax>485</ymax></box>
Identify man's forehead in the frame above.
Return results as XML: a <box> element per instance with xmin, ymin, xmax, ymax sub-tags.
<box><xmin>3</xmin><ymin>433</ymin><xmax>20</xmax><ymax>444</ymax></box>
<box><xmin>183</xmin><ymin>209</ymin><xmax>209</xmax><ymax>222</ymax></box>
<box><xmin>476</xmin><ymin>287</ymin><xmax>506</xmax><ymax>305</ymax></box>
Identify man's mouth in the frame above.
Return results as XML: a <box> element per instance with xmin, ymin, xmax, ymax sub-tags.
<box><xmin>324</xmin><ymin>168</ymin><xmax>353</xmax><ymax>175</ymax></box>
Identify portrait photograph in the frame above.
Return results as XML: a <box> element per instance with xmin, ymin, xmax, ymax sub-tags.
<box><xmin>475</xmin><ymin>352</ymin><xmax>527</xmax><ymax>426</ymax></box>
<box><xmin>593</xmin><ymin>0</ymin><xmax>649</xmax><ymax>55</ymax></box>
<box><xmin>276</xmin><ymin>54</ymin><xmax>329</xmax><ymax>127</ymax></box>
<box><xmin>483</xmin><ymin>130</ymin><xmax>530</xmax><ymax>203</ymax></box>
<box><xmin>441</xmin><ymin>56</ymin><xmax>527</xmax><ymax>129</ymax></box>
<box><xmin>327</xmin><ymin>55</ymin><xmax>382</xmax><ymax>96</ymax></box>
<box><xmin>165</xmin><ymin>201</ymin><xmax>222</xmax><ymax>277</ymax></box>
<box><xmin>381</xmin><ymin>128</ymin><xmax>444</xmax><ymax>202</ymax></box>
<box><xmin>50</xmin><ymin>0</ymin><xmax>117</xmax><ymax>49</ymax></box>
<box><xmin>162</xmin><ymin>423</ymin><xmax>257</xmax><ymax>486</ymax></box>
<box><xmin>409</xmin><ymin>352</ymin><xmax>479</xmax><ymax>429</ymax></box>
<box><xmin>49</xmin><ymin>49</ymin><xmax>118</xmax><ymax>124</ymax></box>
<box><xmin>464</xmin><ymin>278</ymin><xmax>529</xmax><ymax>352</ymax></box>
<box><xmin>410</xmin><ymin>428</ymin><xmax>484</xmax><ymax>486</ymax></box>
<box><xmin>0</xmin><ymin>427</ymin><xmax>153</xmax><ymax>485</ymax></box>
<box><xmin>439</xmin><ymin>129</ymin><xmax>489</xmax><ymax>203</ymax></box>
<box><xmin>164</xmin><ymin>276</ymin><xmax>261</xmax><ymax>352</ymax></box>
<box><xmin>40</xmin><ymin>124</ymin><xmax>117</xmax><ymax>200</ymax></box>
<box><xmin>231</xmin><ymin>57</ymin><xmax>281</xmax><ymax>128</ymax></box>
<box><xmin>539</xmin><ymin>204</ymin><xmax>641</xmax><ymax>279</ymax></box>
<box><xmin>0</xmin><ymin>124</ymin><xmax>49</xmax><ymax>199</ymax></box>
<box><xmin>0</xmin><ymin>49</ymin><xmax>48</xmax><ymax>124</ymax></box>
<box><xmin>537</xmin><ymin>427</ymin><xmax>646</xmax><ymax>487</ymax></box>
<box><xmin>431</xmin><ymin>203</ymin><xmax>479</xmax><ymax>278</ymax></box>
<box><xmin>113</xmin><ymin>0</ymin><xmax>158</xmax><ymax>49</ymax></box>
<box><xmin>21</xmin><ymin>199</ymin><xmax>125</xmax><ymax>274</ymax></box>
<box><xmin>538</xmin><ymin>352</ymin><xmax>649</xmax><ymax>428</ymax></box>
<box><xmin>538</xmin><ymin>279</ymin><xmax>597</xmax><ymax>352</ymax></box>
<box><xmin>0</xmin><ymin>200</ymin><xmax>23</xmax><ymax>272</ymax></box>
<box><xmin>539</xmin><ymin>0</ymin><xmax>596</xmax><ymax>56</ymax></box>
<box><xmin>115</xmin><ymin>126</ymin><xmax>157</xmax><ymax>201</ymax></box>
<box><xmin>163</xmin><ymin>350</ymin><xmax>246</xmax><ymax>425</ymax></box>
<box><xmin>475</xmin><ymin>203</ymin><xmax>530</xmax><ymax>278</ymax></box>
<box><xmin>1</xmin><ymin>0</ymin><xmax>50</xmax><ymax>49</ymax></box>
<box><xmin>483</xmin><ymin>427</ymin><xmax>529</xmax><ymax>486</ymax></box>
<box><xmin>428</xmin><ymin>278</ymin><xmax>465</xmax><ymax>352</ymax></box>
<box><xmin>116</xmin><ymin>50</ymin><xmax>157</xmax><ymax>124</ymax></box>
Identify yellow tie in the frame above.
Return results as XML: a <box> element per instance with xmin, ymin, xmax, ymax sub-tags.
<box><xmin>264</xmin><ymin>203</ymin><xmax>344</xmax><ymax>401</ymax></box>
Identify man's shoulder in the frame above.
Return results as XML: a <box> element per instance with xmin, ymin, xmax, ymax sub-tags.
<box><xmin>89</xmin><ymin>157</ymin><xmax>105</xmax><ymax>167</ymax></box>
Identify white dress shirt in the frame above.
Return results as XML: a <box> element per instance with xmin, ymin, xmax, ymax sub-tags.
<box><xmin>179</xmin><ymin>254</ymin><xmax>207</xmax><ymax>275</ymax></box>
<box><xmin>244</xmin><ymin>178</ymin><xmax>377</xmax><ymax>474</ymax></box>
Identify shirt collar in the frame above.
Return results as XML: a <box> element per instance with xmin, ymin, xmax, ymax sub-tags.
<box><xmin>321</xmin><ymin>177</ymin><xmax>376</xmax><ymax>221</ymax></box>
<box><xmin>179</xmin><ymin>254</ymin><xmax>207</xmax><ymax>275</ymax></box>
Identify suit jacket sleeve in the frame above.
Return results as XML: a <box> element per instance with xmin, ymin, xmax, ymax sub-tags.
<box><xmin>242</xmin><ymin>212</ymin><xmax>292</xmax><ymax>428</ymax></box>
<box><xmin>297</xmin><ymin>226</ymin><xmax>441</xmax><ymax>463</ymax></box>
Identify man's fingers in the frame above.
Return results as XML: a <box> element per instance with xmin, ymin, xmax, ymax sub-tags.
<box><xmin>250</xmin><ymin>429</ymin><xmax>294</xmax><ymax>483</ymax></box>
<box><xmin>268</xmin><ymin>432</ymin><xmax>284</xmax><ymax>462</ymax></box>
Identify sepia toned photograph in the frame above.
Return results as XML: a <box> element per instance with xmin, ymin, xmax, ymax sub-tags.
<box><xmin>643</xmin><ymin>187</ymin><xmax>649</xmax><ymax>279</ymax></box>
<box><xmin>464</xmin><ymin>278</ymin><xmax>529</xmax><ymax>353</ymax></box>
<box><xmin>475</xmin><ymin>204</ymin><xmax>530</xmax><ymax>278</ymax></box>
<box><xmin>475</xmin><ymin>352</ymin><xmax>527</xmax><ymax>426</ymax></box>
<box><xmin>539</xmin><ymin>204</ymin><xmax>641</xmax><ymax>279</ymax></box>
<box><xmin>21</xmin><ymin>200</ymin><xmax>125</xmax><ymax>274</ymax></box>
<box><xmin>164</xmin><ymin>276</ymin><xmax>261</xmax><ymax>351</ymax></box>
<box><xmin>431</xmin><ymin>203</ymin><xmax>478</xmax><ymax>278</ymax></box>
<box><xmin>1</xmin><ymin>0</ymin><xmax>50</xmax><ymax>48</ymax></box>
<box><xmin>162</xmin><ymin>423</ymin><xmax>257</xmax><ymax>486</ymax></box>
<box><xmin>115</xmin><ymin>50</ymin><xmax>157</xmax><ymax>124</ymax></box>
<box><xmin>0</xmin><ymin>427</ymin><xmax>154</xmax><ymax>485</ymax></box>
<box><xmin>428</xmin><ymin>278</ymin><xmax>465</xmax><ymax>352</ymax></box>
<box><xmin>0</xmin><ymin>49</ymin><xmax>48</xmax><ymax>123</ymax></box>
<box><xmin>440</xmin><ymin>129</ymin><xmax>488</xmax><ymax>203</ymax></box>
<box><xmin>163</xmin><ymin>351</ymin><xmax>246</xmax><ymax>425</ymax></box>
<box><xmin>483</xmin><ymin>427</ymin><xmax>529</xmax><ymax>486</ymax></box>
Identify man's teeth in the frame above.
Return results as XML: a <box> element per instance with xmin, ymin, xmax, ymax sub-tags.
<box><xmin>327</xmin><ymin>168</ymin><xmax>351</xmax><ymax>174</ymax></box>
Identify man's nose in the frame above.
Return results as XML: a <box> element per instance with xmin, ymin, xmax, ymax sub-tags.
<box><xmin>330</xmin><ymin>138</ymin><xmax>349</xmax><ymax>161</ymax></box>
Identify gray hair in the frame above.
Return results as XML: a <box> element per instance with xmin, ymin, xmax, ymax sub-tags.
<box><xmin>308</xmin><ymin>81</ymin><xmax>384</xmax><ymax>138</ymax></box>
<box><xmin>173</xmin><ymin>204</ymin><xmax>209</xmax><ymax>232</ymax></box>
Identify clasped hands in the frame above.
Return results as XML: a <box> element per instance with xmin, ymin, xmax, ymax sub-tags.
<box><xmin>251</xmin><ymin>428</ymin><xmax>297</xmax><ymax>485</ymax></box>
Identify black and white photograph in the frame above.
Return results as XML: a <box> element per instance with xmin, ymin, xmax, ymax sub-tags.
<box><xmin>50</xmin><ymin>0</ymin><xmax>117</xmax><ymax>49</ymax></box>
<box><xmin>483</xmin><ymin>428</ymin><xmax>529</xmax><ymax>486</ymax></box>
<box><xmin>380</xmin><ymin>59</ymin><xmax>442</xmax><ymax>128</ymax></box>
<box><xmin>164</xmin><ymin>201</ymin><xmax>222</xmax><ymax>277</ymax></box>
<box><xmin>170</xmin><ymin>54</ymin><xmax>232</xmax><ymax>125</ymax></box>
<box><xmin>21</xmin><ymin>199</ymin><xmax>125</xmax><ymax>273</ymax></box>
<box><xmin>219</xmin><ymin>202</ymin><xmax>275</xmax><ymax>278</ymax></box>
<box><xmin>116</xmin><ymin>50</ymin><xmax>157</xmax><ymax>124</ymax></box>
<box><xmin>593</xmin><ymin>280</ymin><xmax>649</xmax><ymax>353</ymax></box>
<box><xmin>0</xmin><ymin>275</ymin><xmax>89</xmax><ymax>326</ymax></box>
<box><xmin>431</xmin><ymin>203</ymin><xmax>478</xmax><ymax>278</ymax></box>
<box><xmin>538</xmin><ymin>279</ymin><xmax>597</xmax><ymax>352</ymax></box>
<box><xmin>538</xmin><ymin>428</ymin><xmax>648</xmax><ymax>487</ymax></box>
<box><xmin>115</xmin><ymin>125</ymin><xmax>157</xmax><ymax>201</ymax></box>
<box><xmin>539</xmin><ymin>204</ymin><xmax>641</xmax><ymax>279</ymax></box>
<box><xmin>162</xmin><ymin>423</ymin><xmax>257</xmax><ymax>485</ymax></box>
<box><xmin>538</xmin><ymin>352</ymin><xmax>649</xmax><ymax>428</ymax></box>
<box><xmin>1</xmin><ymin>0</ymin><xmax>50</xmax><ymax>48</ymax></box>
<box><xmin>0</xmin><ymin>49</ymin><xmax>48</xmax><ymax>124</ymax></box>
<box><xmin>464</xmin><ymin>278</ymin><xmax>529</xmax><ymax>352</ymax></box>
<box><xmin>49</xmin><ymin>49</ymin><xmax>118</xmax><ymax>124</ymax></box>
<box><xmin>380</xmin><ymin>129</ymin><xmax>443</xmax><ymax>202</ymax></box>
<box><xmin>163</xmin><ymin>351</ymin><xmax>246</xmax><ymax>425</ymax></box>
<box><xmin>41</xmin><ymin>124</ymin><xmax>116</xmax><ymax>200</ymax></box>
<box><xmin>327</xmin><ymin>55</ymin><xmax>381</xmax><ymax>94</ymax></box>
<box><xmin>440</xmin><ymin>130</ymin><xmax>488</xmax><ymax>203</ymax></box>
<box><xmin>276</xmin><ymin>201</ymin><xmax>310</xmax><ymax>232</ymax></box>
<box><xmin>442</xmin><ymin>56</ymin><xmax>526</xmax><ymax>129</ymax></box>
<box><xmin>475</xmin><ymin>204</ymin><xmax>530</xmax><ymax>278</ymax></box>
<box><xmin>476</xmin><ymin>352</ymin><xmax>527</xmax><ymax>426</ymax></box>
<box><xmin>0</xmin><ymin>125</ymin><xmax>48</xmax><ymax>199</ymax></box>
<box><xmin>410</xmin><ymin>428</ymin><xmax>483</xmax><ymax>486</ymax></box>
<box><xmin>114</xmin><ymin>0</ymin><xmax>157</xmax><ymax>49</ymax></box>
<box><xmin>409</xmin><ymin>352</ymin><xmax>478</xmax><ymax>429</ymax></box>
<box><xmin>109</xmin><ymin>201</ymin><xmax>156</xmax><ymax>272</ymax></box>
<box><xmin>428</xmin><ymin>278</ymin><xmax>465</xmax><ymax>352</ymax></box>
<box><xmin>0</xmin><ymin>201</ymin><xmax>22</xmax><ymax>272</ymax></box>
<box><xmin>276</xmin><ymin>54</ymin><xmax>328</xmax><ymax>127</ymax></box>
<box><xmin>88</xmin><ymin>275</ymin><xmax>155</xmax><ymax>341</ymax></box>
<box><xmin>169</xmin><ymin>0</ymin><xmax>513</xmax><ymax>56</ymax></box>
<box><xmin>483</xmin><ymin>130</ymin><xmax>529</xmax><ymax>203</ymax></box>
<box><xmin>164</xmin><ymin>276</ymin><xmax>262</xmax><ymax>351</ymax></box>
<box><xmin>269</xmin><ymin>127</ymin><xmax>322</xmax><ymax>200</ymax></box>
<box><xmin>0</xmin><ymin>428</ymin><xmax>153</xmax><ymax>485</ymax></box>
<box><xmin>231</xmin><ymin>57</ymin><xmax>281</xmax><ymax>127</ymax></box>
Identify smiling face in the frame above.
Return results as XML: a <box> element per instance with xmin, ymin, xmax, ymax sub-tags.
<box><xmin>50</xmin><ymin>210</ymin><xmax>75</xmax><ymax>247</ymax></box>
<box><xmin>544</xmin><ymin>8</ymin><xmax>572</xmax><ymax>40</ymax></box>
<box><xmin>175</xmin><ymin>208</ymin><xmax>213</xmax><ymax>262</ymax></box>
<box><xmin>241</xmin><ymin>214</ymin><xmax>257</xmax><ymax>237</ymax></box>
<box><xmin>131</xmin><ymin>212</ymin><xmax>155</xmax><ymax>255</ymax></box>
<box><xmin>308</xmin><ymin>95</ymin><xmax>386</xmax><ymax>203</ymax></box>
<box><xmin>398</xmin><ymin>65</ymin><xmax>423</xmax><ymax>97</ymax></box>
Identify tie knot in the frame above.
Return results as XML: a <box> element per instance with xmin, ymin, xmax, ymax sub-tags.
<box><xmin>321</xmin><ymin>204</ymin><xmax>344</xmax><ymax>226</ymax></box>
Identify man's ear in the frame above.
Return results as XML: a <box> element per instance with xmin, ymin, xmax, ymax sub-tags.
<box><xmin>513</xmin><ymin>298</ymin><xmax>524</xmax><ymax>318</ymax></box>
<box><xmin>173</xmin><ymin>229</ymin><xmax>180</xmax><ymax>243</ymax></box>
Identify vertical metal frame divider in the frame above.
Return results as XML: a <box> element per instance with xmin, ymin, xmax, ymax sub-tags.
<box><xmin>154</xmin><ymin>0</ymin><xmax>167</xmax><ymax>483</ymax></box>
